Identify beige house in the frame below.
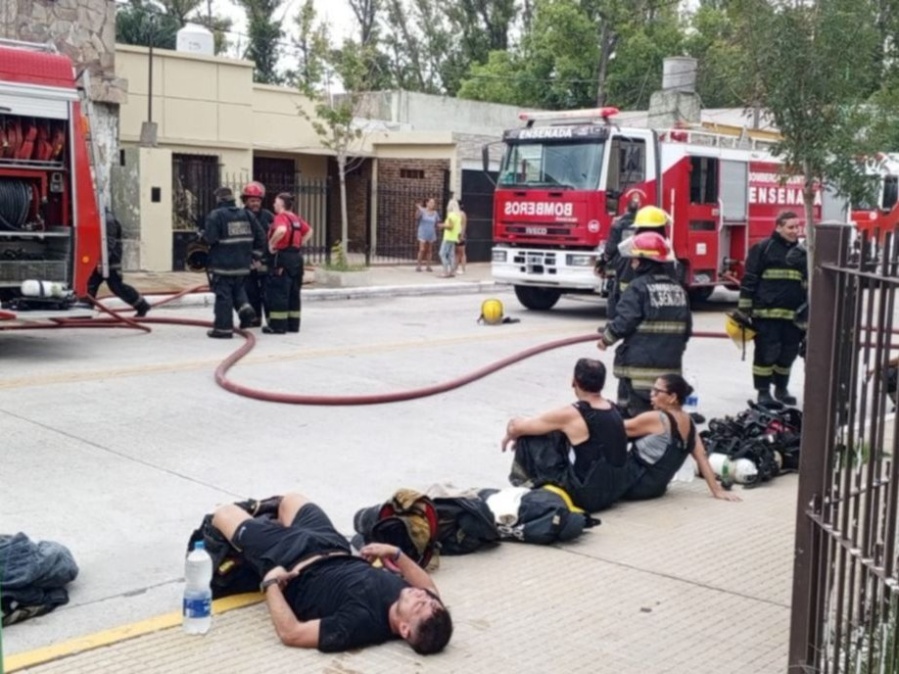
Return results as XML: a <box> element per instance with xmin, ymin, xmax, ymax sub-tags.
<box><xmin>114</xmin><ymin>45</ymin><xmax>463</xmax><ymax>271</ymax></box>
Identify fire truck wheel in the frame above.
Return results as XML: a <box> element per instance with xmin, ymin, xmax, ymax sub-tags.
<box><xmin>688</xmin><ymin>287</ymin><xmax>715</xmax><ymax>305</ymax></box>
<box><xmin>514</xmin><ymin>286</ymin><xmax>561</xmax><ymax>311</ymax></box>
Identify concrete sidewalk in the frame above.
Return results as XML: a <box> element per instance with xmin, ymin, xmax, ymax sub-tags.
<box><xmin>7</xmin><ymin>476</ymin><xmax>795</xmax><ymax>674</ymax></box>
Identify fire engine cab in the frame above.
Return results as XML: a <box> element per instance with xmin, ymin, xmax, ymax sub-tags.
<box><xmin>0</xmin><ymin>38</ymin><xmax>103</xmax><ymax>321</ymax></box>
<box><xmin>487</xmin><ymin>107</ymin><xmax>846</xmax><ymax>310</ymax></box>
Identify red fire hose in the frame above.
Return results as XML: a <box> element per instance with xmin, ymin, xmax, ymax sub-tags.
<box><xmin>0</xmin><ymin>288</ymin><xmax>797</xmax><ymax>406</ymax></box>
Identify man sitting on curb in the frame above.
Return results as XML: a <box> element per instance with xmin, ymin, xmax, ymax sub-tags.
<box><xmin>211</xmin><ymin>492</ymin><xmax>453</xmax><ymax>654</ymax></box>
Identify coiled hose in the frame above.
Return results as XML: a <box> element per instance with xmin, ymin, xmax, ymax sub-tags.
<box><xmin>0</xmin><ymin>179</ymin><xmax>32</xmax><ymax>230</ymax></box>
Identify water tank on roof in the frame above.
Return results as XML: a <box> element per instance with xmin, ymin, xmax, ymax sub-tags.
<box><xmin>662</xmin><ymin>57</ymin><xmax>698</xmax><ymax>94</ymax></box>
<box><xmin>176</xmin><ymin>24</ymin><xmax>214</xmax><ymax>56</ymax></box>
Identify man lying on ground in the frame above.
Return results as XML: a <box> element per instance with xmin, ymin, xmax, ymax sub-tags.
<box><xmin>212</xmin><ymin>492</ymin><xmax>453</xmax><ymax>654</ymax></box>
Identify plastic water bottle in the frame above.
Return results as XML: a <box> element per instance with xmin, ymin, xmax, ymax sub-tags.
<box><xmin>708</xmin><ymin>453</ymin><xmax>759</xmax><ymax>484</ymax></box>
<box><xmin>183</xmin><ymin>541</ymin><xmax>213</xmax><ymax>635</ymax></box>
<box><xmin>684</xmin><ymin>393</ymin><xmax>699</xmax><ymax>415</ymax></box>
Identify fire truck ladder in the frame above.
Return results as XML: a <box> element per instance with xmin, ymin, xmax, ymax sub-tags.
<box><xmin>661</xmin><ymin>126</ymin><xmax>778</xmax><ymax>152</ymax></box>
<box><xmin>76</xmin><ymin>69</ymin><xmax>109</xmax><ymax>279</ymax></box>
<box><xmin>0</xmin><ymin>37</ymin><xmax>58</xmax><ymax>52</ymax></box>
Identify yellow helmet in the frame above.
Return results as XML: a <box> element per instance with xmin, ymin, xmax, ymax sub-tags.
<box><xmin>479</xmin><ymin>298</ymin><xmax>505</xmax><ymax>325</ymax></box>
<box><xmin>725</xmin><ymin>312</ymin><xmax>757</xmax><ymax>349</ymax></box>
<box><xmin>634</xmin><ymin>205</ymin><xmax>671</xmax><ymax>229</ymax></box>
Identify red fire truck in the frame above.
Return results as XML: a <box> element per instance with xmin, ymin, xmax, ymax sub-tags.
<box><xmin>0</xmin><ymin>39</ymin><xmax>103</xmax><ymax>321</ymax></box>
<box><xmin>850</xmin><ymin>152</ymin><xmax>899</xmax><ymax>238</ymax></box>
<box><xmin>487</xmin><ymin>108</ymin><xmax>846</xmax><ymax>310</ymax></box>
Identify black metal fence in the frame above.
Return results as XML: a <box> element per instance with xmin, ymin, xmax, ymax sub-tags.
<box><xmin>789</xmin><ymin>225</ymin><xmax>899</xmax><ymax>673</ymax></box>
<box><xmin>370</xmin><ymin>176</ymin><xmax>451</xmax><ymax>265</ymax></box>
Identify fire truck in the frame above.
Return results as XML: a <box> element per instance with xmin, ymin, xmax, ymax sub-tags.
<box><xmin>487</xmin><ymin>108</ymin><xmax>846</xmax><ymax>310</ymax></box>
<box><xmin>0</xmin><ymin>39</ymin><xmax>103</xmax><ymax>321</ymax></box>
<box><xmin>851</xmin><ymin>152</ymin><xmax>899</xmax><ymax>238</ymax></box>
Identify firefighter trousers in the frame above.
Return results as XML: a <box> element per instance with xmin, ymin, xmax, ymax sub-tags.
<box><xmin>266</xmin><ymin>250</ymin><xmax>303</xmax><ymax>333</ymax></box>
<box><xmin>87</xmin><ymin>267</ymin><xmax>144</xmax><ymax>308</ymax></box>
<box><xmin>210</xmin><ymin>274</ymin><xmax>254</xmax><ymax>332</ymax></box>
<box><xmin>752</xmin><ymin>318</ymin><xmax>804</xmax><ymax>391</ymax></box>
<box><xmin>617</xmin><ymin>378</ymin><xmax>653</xmax><ymax>419</ymax></box>
<box><xmin>244</xmin><ymin>267</ymin><xmax>268</xmax><ymax>326</ymax></box>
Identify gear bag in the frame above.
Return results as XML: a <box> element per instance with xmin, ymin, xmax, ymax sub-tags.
<box><xmin>478</xmin><ymin>485</ymin><xmax>600</xmax><ymax>544</ymax></box>
<box><xmin>351</xmin><ymin>489</ymin><xmax>440</xmax><ymax>570</ymax></box>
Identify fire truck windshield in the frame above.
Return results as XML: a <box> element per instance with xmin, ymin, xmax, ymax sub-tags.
<box><xmin>498</xmin><ymin>140</ymin><xmax>604</xmax><ymax>191</ymax></box>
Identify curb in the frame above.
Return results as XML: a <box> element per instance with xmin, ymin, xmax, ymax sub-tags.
<box><xmin>105</xmin><ymin>280</ymin><xmax>503</xmax><ymax>311</ymax></box>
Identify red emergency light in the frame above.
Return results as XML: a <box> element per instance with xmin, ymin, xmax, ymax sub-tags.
<box><xmin>518</xmin><ymin>107</ymin><xmax>620</xmax><ymax>123</ymax></box>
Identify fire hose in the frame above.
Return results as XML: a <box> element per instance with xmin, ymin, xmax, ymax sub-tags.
<box><xmin>1</xmin><ymin>289</ymin><xmax>889</xmax><ymax>406</ymax></box>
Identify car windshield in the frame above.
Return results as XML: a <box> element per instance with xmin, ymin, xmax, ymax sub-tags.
<box><xmin>498</xmin><ymin>141</ymin><xmax>604</xmax><ymax>191</ymax></box>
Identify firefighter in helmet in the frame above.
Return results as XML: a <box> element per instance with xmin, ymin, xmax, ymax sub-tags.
<box><xmin>737</xmin><ymin>210</ymin><xmax>808</xmax><ymax>405</ymax></box>
<box><xmin>597</xmin><ymin>231</ymin><xmax>692</xmax><ymax>418</ymax></box>
<box><xmin>598</xmin><ymin>189</ymin><xmax>644</xmax><ymax>304</ymax></box>
<box><xmin>201</xmin><ymin>187</ymin><xmax>266</xmax><ymax>338</ymax></box>
<box><xmin>240</xmin><ymin>181</ymin><xmax>274</xmax><ymax>327</ymax></box>
<box><xmin>607</xmin><ymin>205</ymin><xmax>674</xmax><ymax>320</ymax></box>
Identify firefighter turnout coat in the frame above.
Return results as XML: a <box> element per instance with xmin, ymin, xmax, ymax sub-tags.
<box><xmin>202</xmin><ymin>199</ymin><xmax>265</xmax><ymax>276</ymax></box>
<box><xmin>738</xmin><ymin>232</ymin><xmax>808</xmax><ymax>322</ymax></box>
<box><xmin>600</xmin><ymin>268</ymin><xmax>692</xmax><ymax>387</ymax></box>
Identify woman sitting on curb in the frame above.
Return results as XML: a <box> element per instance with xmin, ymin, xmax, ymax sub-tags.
<box><xmin>622</xmin><ymin>374</ymin><xmax>741</xmax><ymax>503</ymax></box>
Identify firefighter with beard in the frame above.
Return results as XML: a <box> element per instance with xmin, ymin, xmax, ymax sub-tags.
<box><xmin>607</xmin><ymin>205</ymin><xmax>674</xmax><ymax>320</ymax></box>
<box><xmin>201</xmin><ymin>187</ymin><xmax>266</xmax><ymax>339</ymax></box>
<box><xmin>737</xmin><ymin>211</ymin><xmax>807</xmax><ymax>405</ymax></box>
<box><xmin>597</xmin><ymin>232</ymin><xmax>692</xmax><ymax>418</ymax></box>
<box><xmin>241</xmin><ymin>181</ymin><xmax>274</xmax><ymax>327</ymax></box>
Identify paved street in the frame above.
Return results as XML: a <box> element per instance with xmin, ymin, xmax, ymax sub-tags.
<box><xmin>0</xmin><ymin>278</ymin><xmax>802</xmax><ymax>673</ymax></box>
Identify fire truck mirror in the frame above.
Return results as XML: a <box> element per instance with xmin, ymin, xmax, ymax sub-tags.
<box><xmin>151</xmin><ymin>187</ymin><xmax>161</xmax><ymax>203</ymax></box>
<box><xmin>481</xmin><ymin>145</ymin><xmax>490</xmax><ymax>173</ymax></box>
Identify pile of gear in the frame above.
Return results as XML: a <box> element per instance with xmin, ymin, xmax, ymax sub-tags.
<box><xmin>700</xmin><ymin>401</ymin><xmax>803</xmax><ymax>488</ymax></box>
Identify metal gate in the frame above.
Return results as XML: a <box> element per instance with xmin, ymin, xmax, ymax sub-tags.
<box><xmin>371</xmin><ymin>171</ymin><xmax>450</xmax><ymax>264</ymax></box>
<box><xmin>790</xmin><ymin>224</ymin><xmax>899</xmax><ymax>673</ymax></box>
<box><xmin>461</xmin><ymin>169</ymin><xmax>497</xmax><ymax>263</ymax></box>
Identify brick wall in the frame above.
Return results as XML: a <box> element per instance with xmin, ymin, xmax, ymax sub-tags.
<box><xmin>375</xmin><ymin>158</ymin><xmax>450</xmax><ymax>262</ymax></box>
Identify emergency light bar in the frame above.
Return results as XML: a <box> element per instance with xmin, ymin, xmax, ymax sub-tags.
<box><xmin>518</xmin><ymin>107</ymin><xmax>620</xmax><ymax>123</ymax></box>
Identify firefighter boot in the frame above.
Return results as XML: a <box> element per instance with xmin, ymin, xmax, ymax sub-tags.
<box><xmin>775</xmin><ymin>388</ymin><xmax>798</xmax><ymax>406</ymax></box>
<box><xmin>238</xmin><ymin>305</ymin><xmax>257</xmax><ymax>330</ymax></box>
<box><xmin>135</xmin><ymin>298</ymin><xmax>151</xmax><ymax>318</ymax></box>
<box><xmin>757</xmin><ymin>388</ymin><xmax>775</xmax><ymax>405</ymax></box>
<box><xmin>207</xmin><ymin>329</ymin><xmax>233</xmax><ymax>339</ymax></box>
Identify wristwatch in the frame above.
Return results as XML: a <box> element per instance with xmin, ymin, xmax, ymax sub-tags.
<box><xmin>260</xmin><ymin>577</ymin><xmax>281</xmax><ymax>592</ymax></box>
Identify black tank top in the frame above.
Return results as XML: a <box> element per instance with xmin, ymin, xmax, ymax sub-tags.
<box><xmin>570</xmin><ymin>401</ymin><xmax>628</xmax><ymax>480</ymax></box>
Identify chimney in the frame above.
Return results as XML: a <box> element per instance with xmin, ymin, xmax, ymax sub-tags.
<box><xmin>647</xmin><ymin>57</ymin><xmax>701</xmax><ymax>129</ymax></box>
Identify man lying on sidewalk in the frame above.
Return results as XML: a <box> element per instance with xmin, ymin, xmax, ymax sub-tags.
<box><xmin>212</xmin><ymin>493</ymin><xmax>452</xmax><ymax>654</ymax></box>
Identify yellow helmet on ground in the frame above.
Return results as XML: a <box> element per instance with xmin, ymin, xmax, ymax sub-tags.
<box><xmin>479</xmin><ymin>298</ymin><xmax>505</xmax><ymax>325</ymax></box>
<box><xmin>634</xmin><ymin>205</ymin><xmax>671</xmax><ymax>229</ymax></box>
<box><xmin>725</xmin><ymin>312</ymin><xmax>757</xmax><ymax>350</ymax></box>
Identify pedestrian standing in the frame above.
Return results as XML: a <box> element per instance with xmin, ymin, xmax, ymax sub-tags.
<box><xmin>737</xmin><ymin>211</ymin><xmax>808</xmax><ymax>405</ymax></box>
<box><xmin>454</xmin><ymin>201</ymin><xmax>468</xmax><ymax>274</ymax></box>
<box><xmin>86</xmin><ymin>208</ymin><xmax>151</xmax><ymax>316</ymax></box>
<box><xmin>201</xmin><ymin>187</ymin><xmax>265</xmax><ymax>339</ymax></box>
<box><xmin>597</xmin><ymin>232</ymin><xmax>692</xmax><ymax>418</ymax></box>
<box><xmin>415</xmin><ymin>198</ymin><xmax>440</xmax><ymax>272</ymax></box>
<box><xmin>241</xmin><ymin>181</ymin><xmax>274</xmax><ymax>327</ymax></box>
<box><xmin>265</xmin><ymin>193</ymin><xmax>312</xmax><ymax>334</ymax></box>
<box><xmin>437</xmin><ymin>200</ymin><xmax>462</xmax><ymax>278</ymax></box>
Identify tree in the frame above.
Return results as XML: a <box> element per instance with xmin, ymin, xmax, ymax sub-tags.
<box><xmin>742</xmin><ymin>0</ymin><xmax>880</xmax><ymax>264</ymax></box>
<box><xmin>234</xmin><ymin>0</ymin><xmax>284</xmax><ymax>84</ymax></box>
<box><xmin>116</xmin><ymin>1</ymin><xmax>180</xmax><ymax>49</ymax></box>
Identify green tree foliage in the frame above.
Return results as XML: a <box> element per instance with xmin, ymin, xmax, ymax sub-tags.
<box><xmin>115</xmin><ymin>1</ymin><xmax>180</xmax><ymax>49</ymax></box>
<box><xmin>234</xmin><ymin>0</ymin><xmax>284</xmax><ymax>84</ymax></box>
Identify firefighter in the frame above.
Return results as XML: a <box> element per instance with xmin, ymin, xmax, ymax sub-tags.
<box><xmin>201</xmin><ymin>187</ymin><xmax>265</xmax><ymax>339</ymax></box>
<box><xmin>597</xmin><ymin>232</ymin><xmax>692</xmax><ymax>418</ymax></box>
<box><xmin>241</xmin><ymin>181</ymin><xmax>274</xmax><ymax>327</ymax></box>
<box><xmin>86</xmin><ymin>208</ymin><xmax>151</xmax><ymax>317</ymax></box>
<box><xmin>607</xmin><ymin>204</ymin><xmax>673</xmax><ymax>320</ymax></box>
<box><xmin>598</xmin><ymin>188</ymin><xmax>645</xmax><ymax>290</ymax></box>
<box><xmin>264</xmin><ymin>192</ymin><xmax>312</xmax><ymax>334</ymax></box>
<box><xmin>737</xmin><ymin>211</ymin><xmax>807</xmax><ymax>405</ymax></box>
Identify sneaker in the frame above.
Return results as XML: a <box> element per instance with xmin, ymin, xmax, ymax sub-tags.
<box><xmin>775</xmin><ymin>388</ymin><xmax>798</xmax><ymax>405</ymax></box>
<box><xmin>207</xmin><ymin>329</ymin><xmax>233</xmax><ymax>339</ymax></box>
<box><xmin>426</xmin><ymin>266</ymin><xmax>433</xmax><ymax>272</ymax></box>
<box><xmin>457</xmin><ymin>269</ymin><xmax>465</xmax><ymax>275</ymax></box>
<box><xmin>415</xmin><ymin>266</ymin><xmax>422</xmax><ymax>272</ymax></box>
<box><xmin>757</xmin><ymin>389</ymin><xmax>775</xmax><ymax>405</ymax></box>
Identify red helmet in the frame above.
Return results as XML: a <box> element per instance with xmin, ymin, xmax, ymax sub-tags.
<box><xmin>619</xmin><ymin>231</ymin><xmax>671</xmax><ymax>261</ymax></box>
<box><xmin>241</xmin><ymin>181</ymin><xmax>265</xmax><ymax>199</ymax></box>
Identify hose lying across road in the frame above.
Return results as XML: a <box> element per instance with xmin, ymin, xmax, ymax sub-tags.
<box><xmin>0</xmin><ymin>286</ymin><xmax>803</xmax><ymax>406</ymax></box>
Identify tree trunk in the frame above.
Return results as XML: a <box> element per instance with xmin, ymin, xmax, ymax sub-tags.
<box><xmin>803</xmin><ymin>167</ymin><xmax>816</xmax><ymax>294</ymax></box>
<box><xmin>596</xmin><ymin>21</ymin><xmax>610</xmax><ymax>107</ymax></box>
<box><xmin>339</xmin><ymin>153</ymin><xmax>349</xmax><ymax>261</ymax></box>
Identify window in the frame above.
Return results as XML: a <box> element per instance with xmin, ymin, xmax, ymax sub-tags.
<box><xmin>689</xmin><ymin>156</ymin><xmax>719</xmax><ymax>204</ymax></box>
<box><xmin>605</xmin><ymin>137</ymin><xmax>645</xmax><ymax>213</ymax></box>
<box><xmin>498</xmin><ymin>141</ymin><xmax>604</xmax><ymax>191</ymax></box>
<box><xmin>400</xmin><ymin>169</ymin><xmax>425</xmax><ymax>180</ymax></box>
<box><xmin>883</xmin><ymin>176</ymin><xmax>898</xmax><ymax>211</ymax></box>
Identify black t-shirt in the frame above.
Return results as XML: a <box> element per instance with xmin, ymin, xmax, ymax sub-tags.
<box><xmin>283</xmin><ymin>556</ymin><xmax>409</xmax><ymax>652</ymax></box>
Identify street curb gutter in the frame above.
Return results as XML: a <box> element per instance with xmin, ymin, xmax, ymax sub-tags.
<box><xmin>110</xmin><ymin>280</ymin><xmax>504</xmax><ymax>311</ymax></box>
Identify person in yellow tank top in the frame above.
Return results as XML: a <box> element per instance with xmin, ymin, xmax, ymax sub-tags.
<box><xmin>437</xmin><ymin>200</ymin><xmax>462</xmax><ymax>278</ymax></box>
